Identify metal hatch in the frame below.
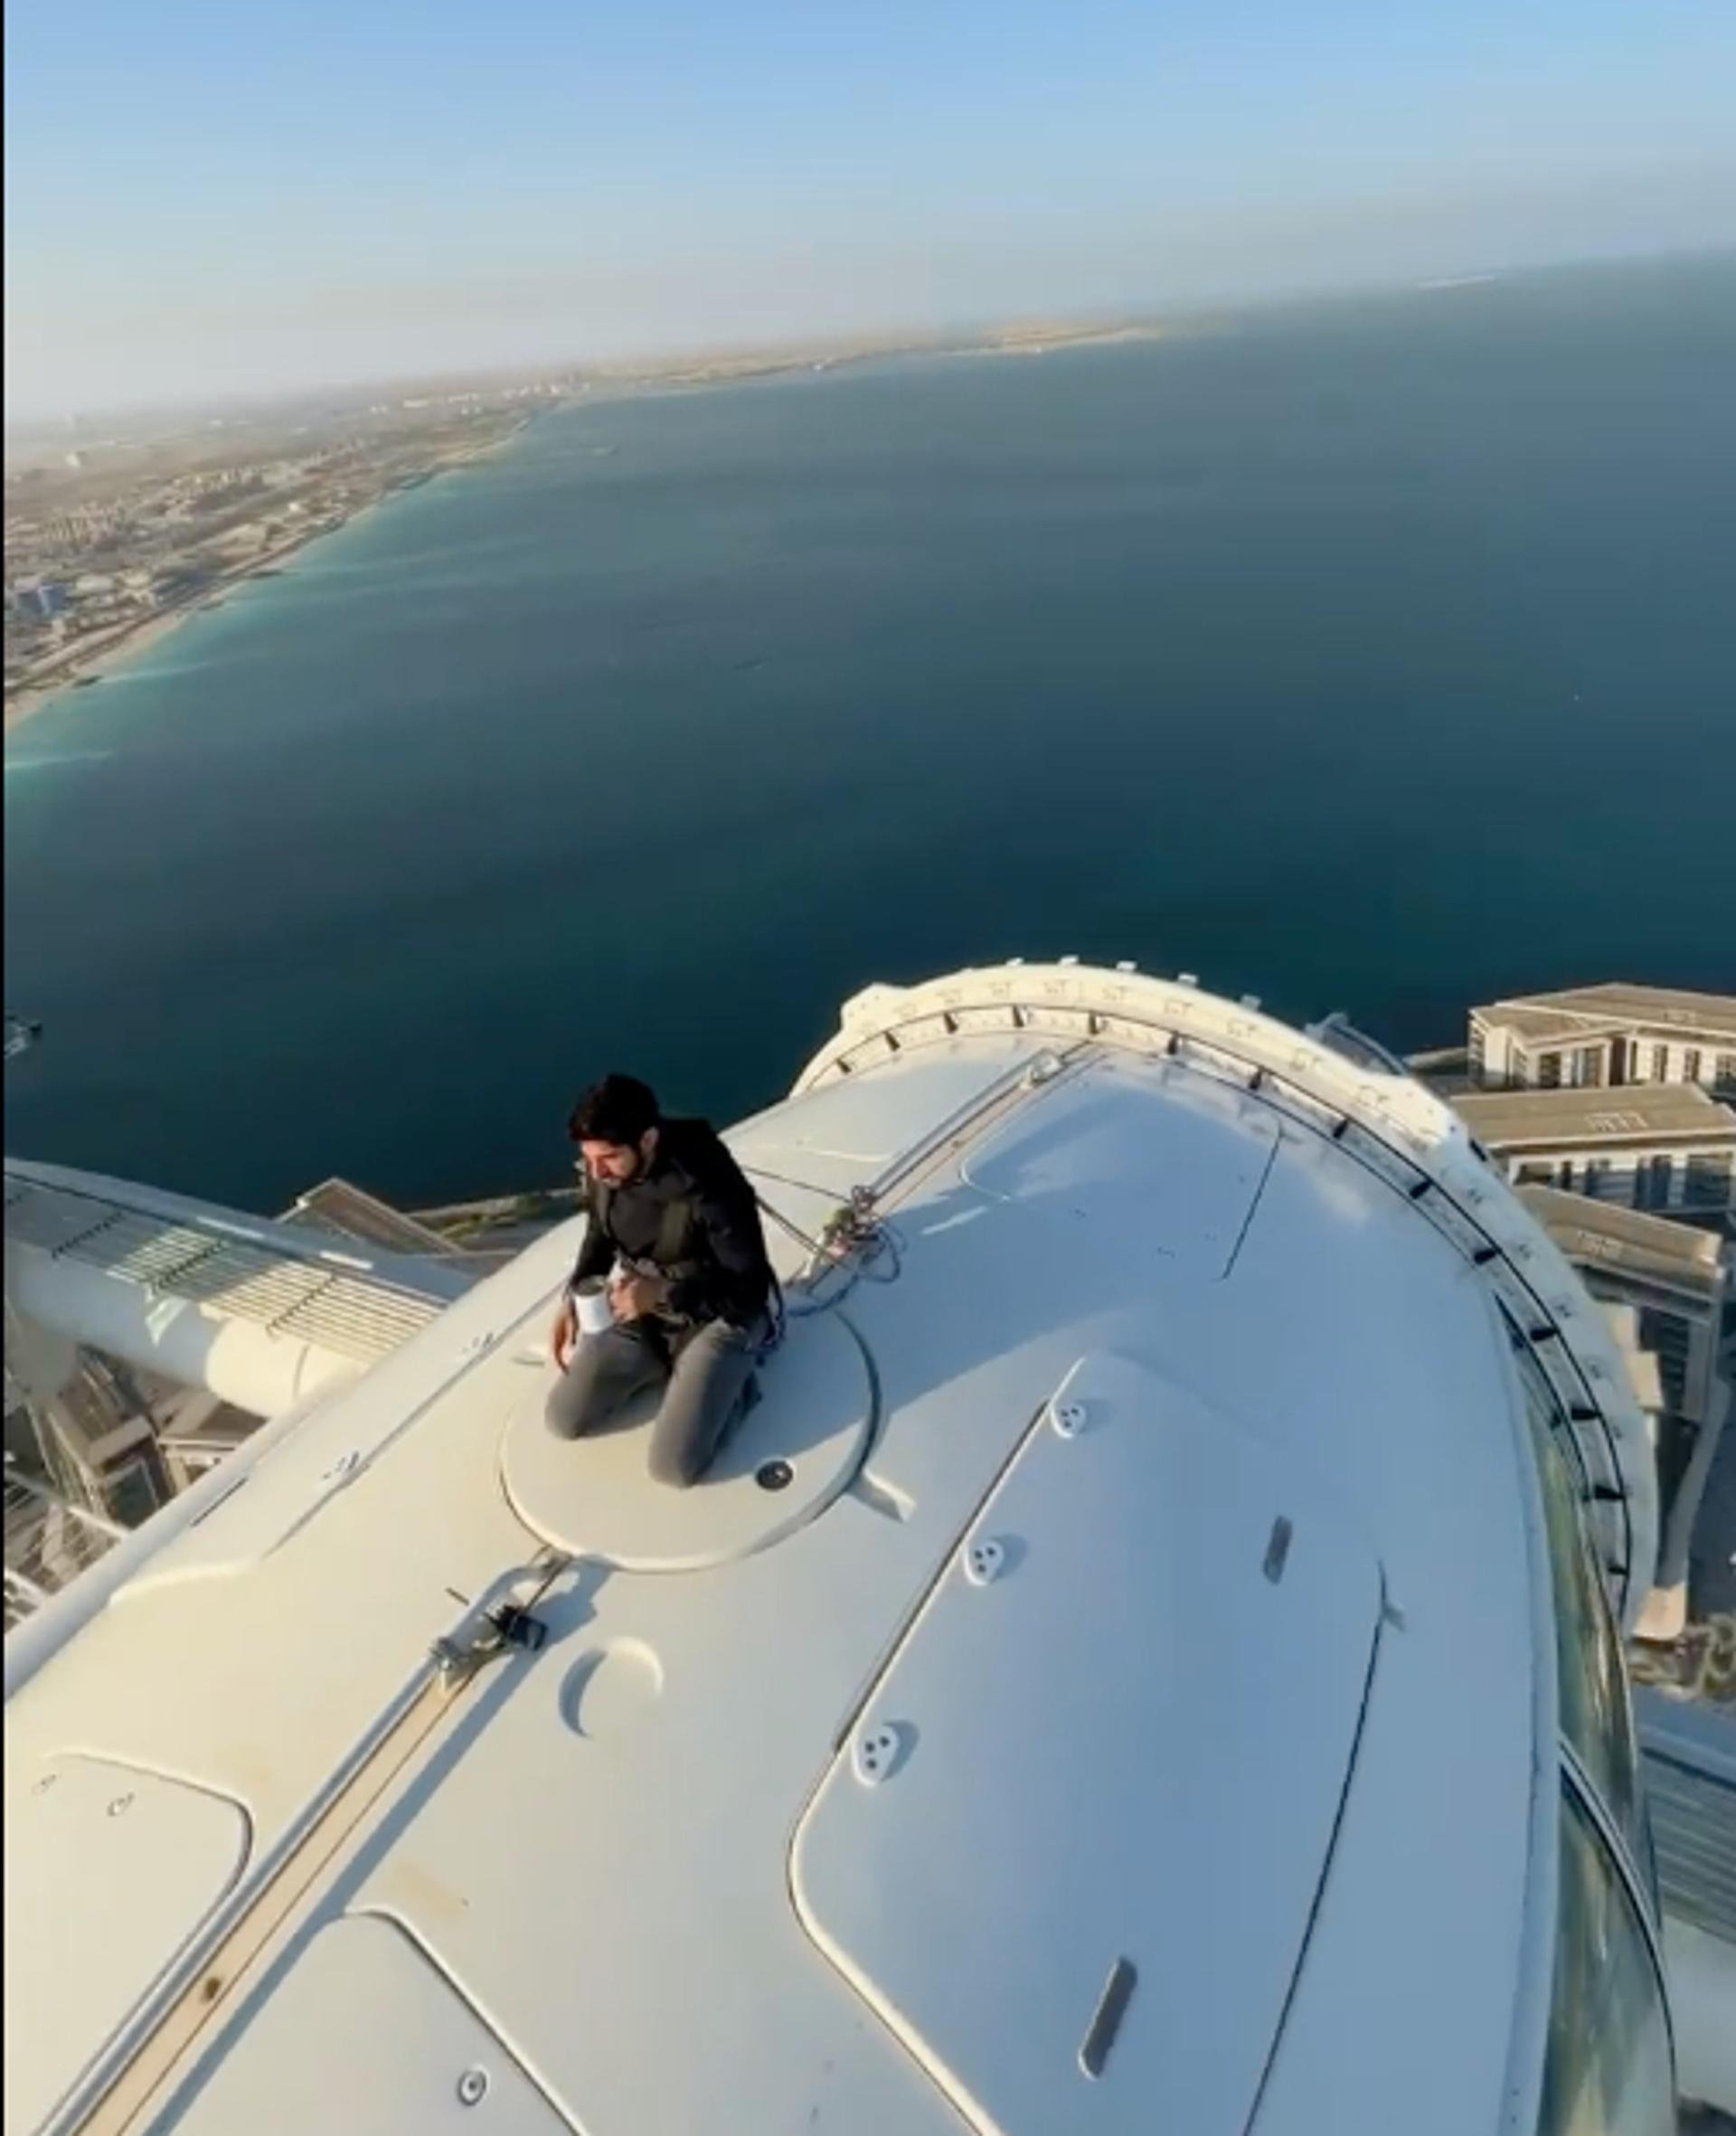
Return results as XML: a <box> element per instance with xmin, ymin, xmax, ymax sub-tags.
<box><xmin>5</xmin><ymin>1756</ymin><xmax>251</xmax><ymax>2136</ymax></box>
<box><xmin>171</xmin><ymin>1914</ymin><xmax>567</xmax><ymax>2133</ymax></box>
<box><xmin>960</xmin><ymin>1059</ymin><xmax>1278</xmax><ymax>1280</ymax></box>
<box><xmin>790</xmin><ymin>1354</ymin><xmax>1383</xmax><ymax>2136</ymax></box>
<box><xmin>501</xmin><ymin>1311</ymin><xmax>874</xmax><ymax>1572</ymax></box>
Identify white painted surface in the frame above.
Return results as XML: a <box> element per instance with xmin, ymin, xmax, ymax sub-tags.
<box><xmin>5</xmin><ymin>1757</ymin><xmax>250</xmax><ymax>2136</ymax></box>
<box><xmin>5</xmin><ymin>1248</ymin><xmax>363</xmax><ymax>1419</ymax></box>
<box><xmin>1</xmin><ymin>966</ymin><xmax>1659</xmax><ymax>2136</ymax></box>
<box><xmin>501</xmin><ymin>1311</ymin><xmax>873</xmax><ymax>1570</ymax></box>
<box><xmin>4</xmin><ymin>1158</ymin><xmax>468</xmax><ymax>1420</ymax></box>
<box><xmin>960</xmin><ymin>1057</ymin><xmax>1277</xmax><ymax>1277</ymax></box>
<box><xmin>793</xmin><ymin>1353</ymin><xmax>1382</xmax><ymax>2134</ymax></box>
<box><xmin>168</xmin><ymin>1915</ymin><xmax>568</xmax><ymax>2134</ymax></box>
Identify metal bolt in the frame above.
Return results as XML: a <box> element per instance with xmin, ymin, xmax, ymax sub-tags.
<box><xmin>457</xmin><ymin>2066</ymin><xmax>490</xmax><ymax>2107</ymax></box>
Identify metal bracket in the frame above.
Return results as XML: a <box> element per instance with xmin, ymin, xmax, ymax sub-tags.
<box><xmin>486</xmin><ymin>1602</ymin><xmax>549</xmax><ymax>1653</ymax></box>
<box><xmin>962</xmin><ymin>1536</ymin><xmax>1007</xmax><ymax>1586</ymax></box>
<box><xmin>854</xmin><ymin>1723</ymin><xmax>902</xmax><ymax>1787</ymax></box>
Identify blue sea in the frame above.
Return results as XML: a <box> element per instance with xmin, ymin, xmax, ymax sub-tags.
<box><xmin>6</xmin><ymin>252</ymin><xmax>1734</xmax><ymax>1213</ymax></box>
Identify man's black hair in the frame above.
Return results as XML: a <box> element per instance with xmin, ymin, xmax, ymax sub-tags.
<box><xmin>567</xmin><ymin>1073</ymin><xmax>661</xmax><ymax>1148</ymax></box>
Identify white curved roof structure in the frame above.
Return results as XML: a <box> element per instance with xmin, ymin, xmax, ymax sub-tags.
<box><xmin>5</xmin><ymin>1159</ymin><xmax>473</xmax><ymax>1419</ymax></box>
<box><xmin>2</xmin><ymin>963</ymin><xmax>1673</xmax><ymax>2136</ymax></box>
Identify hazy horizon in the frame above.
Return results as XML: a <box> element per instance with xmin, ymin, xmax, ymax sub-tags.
<box><xmin>7</xmin><ymin>0</ymin><xmax>1736</xmax><ymax>423</ymax></box>
<box><xmin>5</xmin><ymin>245</ymin><xmax>1736</xmax><ymax>439</ymax></box>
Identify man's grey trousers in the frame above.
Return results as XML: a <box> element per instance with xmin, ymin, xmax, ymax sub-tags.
<box><xmin>545</xmin><ymin>1313</ymin><xmax>765</xmax><ymax>1489</ymax></box>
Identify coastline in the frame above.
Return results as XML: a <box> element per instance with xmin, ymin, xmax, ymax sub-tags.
<box><xmin>4</xmin><ymin>425</ymin><xmax>524</xmax><ymax>740</ymax></box>
<box><xmin>5</xmin><ymin>326</ymin><xmax>1159</xmax><ymax>736</ymax></box>
<box><xmin>618</xmin><ymin>319</ymin><xmax>1173</xmax><ymax>396</ymax></box>
<box><xmin>5</xmin><ymin>526</ymin><xmax>329</xmax><ymax>735</ymax></box>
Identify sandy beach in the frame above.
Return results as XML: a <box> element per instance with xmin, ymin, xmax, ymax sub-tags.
<box><xmin>4</xmin><ymin>515</ymin><xmax>379</xmax><ymax>736</ymax></box>
<box><xmin>4</xmin><ymin>429</ymin><xmax>522</xmax><ymax>738</ymax></box>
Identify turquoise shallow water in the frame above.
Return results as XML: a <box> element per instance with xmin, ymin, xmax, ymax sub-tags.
<box><xmin>6</xmin><ymin>253</ymin><xmax>1734</xmax><ymax>1211</ymax></box>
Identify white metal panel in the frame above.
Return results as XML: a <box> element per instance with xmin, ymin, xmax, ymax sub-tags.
<box><xmin>4</xmin><ymin>1756</ymin><xmax>250</xmax><ymax>2136</ymax></box>
<box><xmin>961</xmin><ymin>1057</ymin><xmax>1278</xmax><ymax>1278</ymax></box>
<box><xmin>170</xmin><ymin>1914</ymin><xmax>567</xmax><ymax>2134</ymax></box>
<box><xmin>792</xmin><ymin>1355</ymin><xmax>1382</xmax><ymax>2136</ymax></box>
<box><xmin>735</xmin><ymin>1038</ymin><xmax>1039</xmax><ymax>1183</ymax></box>
<box><xmin>500</xmin><ymin>1311</ymin><xmax>874</xmax><ymax>1570</ymax></box>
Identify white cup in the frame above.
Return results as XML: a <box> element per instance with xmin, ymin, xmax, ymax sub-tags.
<box><xmin>573</xmin><ymin>1279</ymin><xmax>614</xmax><ymax>1337</ymax></box>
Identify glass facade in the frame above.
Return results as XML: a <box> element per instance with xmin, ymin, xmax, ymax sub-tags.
<box><xmin>1521</xmin><ymin>1372</ymin><xmax>1646</xmax><ymax>1873</ymax></box>
<box><xmin>1537</xmin><ymin>1786</ymin><xmax>1674</xmax><ymax>2136</ymax></box>
<box><xmin>103</xmin><ymin>1455</ymin><xmax>165</xmax><ymax>1530</ymax></box>
<box><xmin>1637</xmin><ymin>1307</ymin><xmax>1692</xmax><ymax>1417</ymax></box>
<box><xmin>1684</xmin><ymin>1153</ymin><xmax>1731</xmax><ymax>1210</ymax></box>
<box><xmin>1518</xmin><ymin>1328</ymin><xmax>1674</xmax><ymax>2134</ymax></box>
<box><xmin>1635</xmin><ymin>1156</ymin><xmax>1673</xmax><ymax>1212</ymax></box>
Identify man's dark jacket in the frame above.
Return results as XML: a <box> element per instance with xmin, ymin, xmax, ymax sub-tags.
<box><xmin>568</xmin><ymin>1119</ymin><xmax>773</xmax><ymax>1328</ymax></box>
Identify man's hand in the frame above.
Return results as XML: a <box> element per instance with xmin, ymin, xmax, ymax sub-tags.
<box><xmin>550</xmin><ymin>1298</ymin><xmax>578</xmax><ymax>1373</ymax></box>
<box><xmin>609</xmin><ymin>1272</ymin><xmax>667</xmax><ymax>1322</ymax></box>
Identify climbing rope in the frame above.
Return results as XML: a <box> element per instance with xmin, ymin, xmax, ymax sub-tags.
<box><xmin>744</xmin><ymin>1167</ymin><xmax>902</xmax><ymax>1336</ymax></box>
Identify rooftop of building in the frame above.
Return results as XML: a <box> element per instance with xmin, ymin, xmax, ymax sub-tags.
<box><xmin>2</xmin><ymin>964</ymin><xmax>1656</xmax><ymax>2136</ymax></box>
<box><xmin>1472</xmin><ymin>983</ymin><xmax>1736</xmax><ymax>1048</ymax></box>
<box><xmin>1455</xmin><ymin>1082</ymin><xmax>1736</xmax><ymax>1150</ymax></box>
<box><xmin>279</xmin><ymin>1177</ymin><xmax>469</xmax><ymax>1262</ymax></box>
<box><xmin>1519</xmin><ymin>1186</ymin><xmax>1730</xmax><ymax>1298</ymax></box>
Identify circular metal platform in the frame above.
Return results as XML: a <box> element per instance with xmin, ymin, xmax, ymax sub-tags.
<box><xmin>500</xmin><ymin>1313</ymin><xmax>875</xmax><ymax>1572</ymax></box>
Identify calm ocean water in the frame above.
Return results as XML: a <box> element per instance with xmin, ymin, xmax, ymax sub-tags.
<box><xmin>6</xmin><ymin>254</ymin><xmax>1734</xmax><ymax>1213</ymax></box>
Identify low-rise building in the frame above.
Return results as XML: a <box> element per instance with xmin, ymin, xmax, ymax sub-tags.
<box><xmin>1470</xmin><ymin>983</ymin><xmax>1736</xmax><ymax>1094</ymax></box>
<box><xmin>10</xmin><ymin>578</ymin><xmax>70</xmax><ymax>619</ymax></box>
<box><xmin>1455</xmin><ymin>1082</ymin><xmax>1736</xmax><ymax>1215</ymax></box>
<box><xmin>1519</xmin><ymin>1186</ymin><xmax>1732</xmax><ymax>1430</ymax></box>
<box><xmin>1522</xmin><ymin>1188</ymin><xmax>1736</xmax><ymax>1645</ymax></box>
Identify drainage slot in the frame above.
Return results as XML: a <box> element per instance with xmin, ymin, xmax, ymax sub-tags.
<box><xmin>1079</xmin><ymin>1956</ymin><xmax>1138</xmax><ymax>2079</ymax></box>
<box><xmin>1263</xmin><ymin>1517</ymin><xmax>1294</xmax><ymax>1584</ymax></box>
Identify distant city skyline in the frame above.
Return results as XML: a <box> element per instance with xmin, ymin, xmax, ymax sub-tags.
<box><xmin>6</xmin><ymin>0</ymin><xmax>1736</xmax><ymax>420</ymax></box>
